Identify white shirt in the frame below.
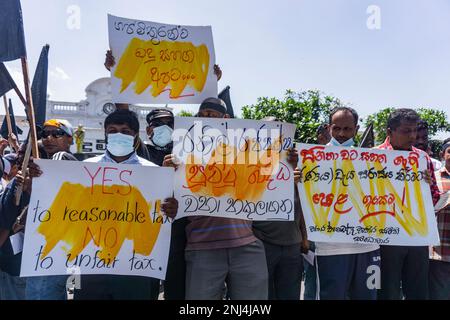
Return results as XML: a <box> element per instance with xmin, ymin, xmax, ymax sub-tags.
<box><xmin>315</xmin><ymin>140</ymin><xmax>379</xmax><ymax>256</ymax></box>
<box><xmin>84</xmin><ymin>151</ymin><xmax>158</xmax><ymax>167</ymax></box>
<box><xmin>431</xmin><ymin>157</ymin><xmax>443</xmax><ymax>172</ymax></box>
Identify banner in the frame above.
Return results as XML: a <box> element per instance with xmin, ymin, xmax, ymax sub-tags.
<box><xmin>296</xmin><ymin>144</ymin><xmax>440</xmax><ymax>246</ymax></box>
<box><xmin>0</xmin><ymin>0</ymin><xmax>27</xmax><ymax>62</ymax></box>
<box><xmin>108</xmin><ymin>14</ymin><xmax>217</xmax><ymax>104</ymax></box>
<box><xmin>173</xmin><ymin>117</ymin><xmax>296</xmax><ymax>221</ymax></box>
<box><xmin>21</xmin><ymin>160</ymin><xmax>174</xmax><ymax>279</ymax></box>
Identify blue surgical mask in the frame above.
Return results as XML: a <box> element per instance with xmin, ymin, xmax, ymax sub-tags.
<box><xmin>151</xmin><ymin>125</ymin><xmax>173</xmax><ymax>147</ymax></box>
<box><xmin>107</xmin><ymin>133</ymin><xmax>135</xmax><ymax>156</ymax></box>
<box><xmin>329</xmin><ymin>136</ymin><xmax>354</xmax><ymax>147</ymax></box>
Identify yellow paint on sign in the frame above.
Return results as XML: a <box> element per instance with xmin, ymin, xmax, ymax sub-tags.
<box><xmin>37</xmin><ymin>182</ymin><xmax>162</xmax><ymax>262</ymax></box>
<box><xmin>184</xmin><ymin>141</ymin><xmax>282</xmax><ymax>201</ymax></box>
<box><xmin>303</xmin><ymin>158</ymin><xmax>428</xmax><ymax>237</ymax></box>
<box><xmin>114</xmin><ymin>38</ymin><xmax>210</xmax><ymax>98</ymax></box>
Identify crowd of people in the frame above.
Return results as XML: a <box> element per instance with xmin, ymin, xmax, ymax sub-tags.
<box><xmin>0</xmin><ymin>55</ymin><xmax>448</xmax><ymax>301</ymax></box>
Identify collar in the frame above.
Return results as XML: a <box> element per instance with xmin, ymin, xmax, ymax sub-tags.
<box><xmin>103</xmin><ymin>151</ymin><xmax>140</xmax><ymax>164</ymax></box>
<box><xmin>440</xmin><ymin>165</ymin><xmax>450</xmax><ymax>176</ymax></box>
<box><xmin>376</xmin><ymin>137</ymin><xmax>423</xmax><ymax>154</ymax></box>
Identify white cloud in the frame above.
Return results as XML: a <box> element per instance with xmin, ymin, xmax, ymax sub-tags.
<box><xmin>50</xmin><ymin>67</ymin><xmax>70</xmax><ymax>80</ymax></box>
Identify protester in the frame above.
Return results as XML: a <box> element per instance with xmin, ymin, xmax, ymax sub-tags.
<box><xmin>314</xmin><ymin>107</ymin><xmax>381</xmax><ymax>300</ymax></box>
<box><xmin>24</xmin><ymin>120</ymin><xmax>79</xmax><ymax>299</ymax></box>
<box><xmin>40</xmin><ymin>119</ymin><xmax>78</xmax><ymax>161</ymax></box>
<box><xmin>164</xmin><ymin>98</ymin><xmax>269</xmax><ymax>300</ymax></box>
<box><xmin>252</xmin><ymin>116</ymin><xmax>308</xmax><ymax>300</ymax></box>
<box><xmin>415</xmin><ymin>119</ymin><xmax>443</xmax><ymax>171</ymax></box>
<box><xmin>429</xmin><ymin>138</ymin><xmax>450</xmax><ymax>299</ymax></box>
<box><xmin>316</xmin><ymin>123</ymin><xmax>330</xmax><ymax>145</ymax></box>
<box><xmin>302</xmin><ymin>125</ymin><xmax>331</xmax><ymax>300</ymax></box>
<box><xmin>1</xmin><ymin>153</ymin><xmax>18</xmax><ymax>192</ymax></box>
<box><xmin>0</xmin><ymin>137</ymin><xmax>9</xmax><ymax>156</ymax></box>
<box><xmin>74</xmin><ymin>109</ymin><xmax>178</xmax><ymax>300</ymax></box>
<box><xmin>141</xmin><ymin>108</ymin><xmax>188</xmax><ymax>300</ymax></box>
<box><xmin>0</xmin><ymin>144</ymin><xmax>42</xmax><ymax>300</ymax></box>
<box><xmin>376</xmin><ymin>108</ymin><xmax>440</xmax><ymax>300</ymax></box>
<box><xmin>145</xmin><ymin>109</ymin><xmax>174</xmax><ymax>166</ymax></box>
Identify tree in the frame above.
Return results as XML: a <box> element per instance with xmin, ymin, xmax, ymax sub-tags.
<box><xmin>242</xmin><ymin>90</ymin><xmax>342</xmax><ymax>143</ymax></box>
<box><xmin>177</xmin><ymin>110</ymin><xmax>194</xmax><ymax>117</ymax></box>
<box><xmin>363</xmin><ymin>108</ymin><xmax>394</xmax><ymax>144</ymax></box>
<box><xmin>364</xmin><ymin>107</ymin><xmax>450</xmax><ymax>143</ymax></box>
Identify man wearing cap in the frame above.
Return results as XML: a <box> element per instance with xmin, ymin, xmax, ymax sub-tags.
<box><xmin>22</xmin><ymin>120</ymin><xmax>76</xmax><ymax>299</ymax></box>
<box><xmin>1</xmin><ymin>153</ymin><xmax>18</xmax><ymax>191</ymax></box>
<box><xmin>40</xmin><ymin>119</ymin><xmax>77</xmax><ymax>161</ymax></box>
<box><xmin>0</xmin><ymin>119</ymin><xmax>78</xmax><ymax>300</ymax></box>
<box><xmin>164</xmin><ymin>97</ymin><xmax>269</xmax><ymax>300</ymax></box>
<box><xmin>145</xmin><ymin>109</ymin><xmax>174</xmax><ymax>166</ymax></box>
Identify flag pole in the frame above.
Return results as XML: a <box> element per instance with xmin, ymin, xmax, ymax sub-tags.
<box><xmin>15</xmin><ymin>134</ymin><xmax>31</xmax><ymax>206</ymax></box>
<box><xmin>2</xmin><ymin>95</ymin><xmax>13</xmax><ymax>136</ymax></box>
<box><xmin>13</xmin><ymin>85</ymin><xmax>27</xmax><ymax>107</ymax></box>
<box><xmin>20</xmin><ymin>57</ymin><xmax>39</xmax><ymax>159</ymax></box>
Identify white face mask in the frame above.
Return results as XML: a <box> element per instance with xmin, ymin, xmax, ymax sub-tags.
<box><xmin>107</xmin><ymin>133</ymin><xmax>135</xmax><ymax>157</ymax></box>
<box><xmin>329</xmin><ymin>136</ymin><xmax>354</xmax><ymax>147</ymax></box>
<box><xmin>151</xmin><ymin>125</ymin><xmax>173</xmax><ymax>147</ymax></box>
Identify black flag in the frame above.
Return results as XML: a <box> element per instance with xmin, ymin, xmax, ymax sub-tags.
<box><xmin>359</xmin><ymin>122</ymin><xmax>375</xmax><ymax>148</ymax></box>
<box><xmin>0</xmin><ymin>0</ymin><xmax>27</xmax><ymax>61</ymax></box>
<box><xmin>1</xmin><ymin>98</ymin><xmax>23</xmax><ymax>138</ymax></box>
<box><xmin>218</xmin><ymin>85</ymin><xmax>234</xmax><ymax>118</ymax></box>
<box><xmin>31</xmin><ymin>44</ymin><xmax>49</xmax><ymax>128</ymax></box>
<box><xmin>0</xmin><ymin>63</ymin><xmax>17</xmax><ymax>97</ymax></box>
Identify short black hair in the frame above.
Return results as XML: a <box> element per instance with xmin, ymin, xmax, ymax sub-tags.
<box><xmin>417</xmin><ymin>119</ymin><xmax>429</xmax><ymax>132</ymax></box>
<box><xmin>104</xmin><ymin>109</ymin><xmax>140</xmax><ymax>133</ymax></box>
<box><xmin>387</xmin><ymin>108</ymin><xmax>420</xmax><ymax>131</ymax></box>
<box><xmin>316</xmin><ymin>123</ymin><xmax>328</xmax><ymax>135</ymax></box>
<box><xmin>329</xmin><ymin>107</ymin><xmax>359</xmax><ymax>126</ymax></box>
<box><xmin>198</xmin><ymin>97</ymin><xmax>227</xmax><ymax>115</ymax></box>
<box><xmin>442</xmin><ymin>137</ymin><xmax>450</xmax><ymax>152</ymax></box>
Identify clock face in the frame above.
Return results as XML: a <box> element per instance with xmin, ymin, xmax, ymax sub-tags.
<box><xmin>102</xmin><ymin>103</ymin><xmax>116</xmax><ymax>115</ymax></box>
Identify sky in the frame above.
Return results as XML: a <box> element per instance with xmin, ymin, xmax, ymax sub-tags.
<box><xmin>3</xmin><ymin>0</ymin><xmax>450</xmax><ymax>137</ymax></box>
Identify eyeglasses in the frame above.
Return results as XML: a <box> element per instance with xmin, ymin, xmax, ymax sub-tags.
<box><xmin>41</xmin><ymin>129</ymin><xmax>67</xmax><ymax>139</ymax></box>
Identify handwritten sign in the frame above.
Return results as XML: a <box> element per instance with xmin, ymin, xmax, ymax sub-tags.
<box><xmin>20</xmin><ymin>160</ymin><xmax>174</xmax><ymax>279</ymax></box>
<box><xmin>296</xmin><ymin>144</ymin><xmax>440</xmax><ymax>246</ymax></box>
<box><xmin>173</xmin><ymin>117</ymin><xmax>296</xmax><ymax>221</ymax></box>
<box><xmin>108</xmin><ymin>14</ymin><xmax>217</xmax><ymax>104</ymax></box>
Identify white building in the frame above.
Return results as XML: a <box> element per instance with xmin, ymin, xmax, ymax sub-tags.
<box><xmin>1</xmin><ymin>77</ymin><xmax>171</xmax><ymax>154</ymax></box>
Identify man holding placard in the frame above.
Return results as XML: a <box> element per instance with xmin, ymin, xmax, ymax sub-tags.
<box><xmin>376</xmin><ymin>109</ymin><xmax>440</xmax><ymax>300</ymax></box>
<box><xmin>164</xmin><ymin>98</ymin><xmax>269</xmax><ymax>300</ymax></box>
<box><xmin>71</xmin><ymin>109</ymin><xmax>178</xmax><ymax>300</ymax></box>
<box><xmin>314</xmin><ymin>107</ymin><xmax>381</xmax><ymax>300</ymax></box>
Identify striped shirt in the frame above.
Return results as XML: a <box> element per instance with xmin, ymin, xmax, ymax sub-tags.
<box><xmin>185</xmin><ymin>216</ymin><xmax>257</xmax><ymax>251</ymax></box>
<box><xmin>433</xmin><ymin>167</ymin><xmax>450</xmax><ymax>262</ymax></box>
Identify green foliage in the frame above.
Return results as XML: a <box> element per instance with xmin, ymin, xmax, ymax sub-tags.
<box><xmin>416</xmin><ymin>108</ymin><xmax>450</xmax><ymax>136</ymax></box>
<box><xmin>177</xmin><ymin>110</ymin><xmax>194</xmax><ymax>117</ymax></box>
<box><xmin>242</xmin><ymin>90</ymin><xmax>342</xmax><ymax>143</ymax></box>
<box><xmin>364</xmin><ymin>107</ymin><xmax>450</xmax><ymax>143</ymax></box>
<box><xmin>364</xmin><ymin>108</ymin><xmax>395</xmax><ymax>143</ymax></box>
